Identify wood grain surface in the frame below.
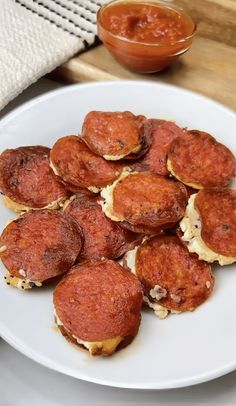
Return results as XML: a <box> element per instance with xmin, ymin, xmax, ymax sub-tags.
<box><xmin>53</xmin><ymin>0</ymin><xmax>236</xmax><ymax>110</ymax></box>
<box><xmin>175</xmin><ymin>0</ymin><xmax>236</xmax><ymax>47</ymax></box>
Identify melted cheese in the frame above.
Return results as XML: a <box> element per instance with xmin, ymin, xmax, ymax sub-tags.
<box><xmin>167</xmin><ymin>159</ymin><xmax>203</xmax><ymax>189</ymax></box>
<box><xmin>143</xmin><ymin>296</ymin><xmax>169</xmax><ymax>319</ymax></box>
<box><xmin>0</xmin><ymin>245</ymin><xmax>7</xmax><ymax>253</ymax></box>
<box><xmin>50</xmin><ymin>160</ymin><xmax>103</xmax><ymax>194</ymax></box>
<box><xmin>87</xmin><ymin>186</ymin><xmax>101</xmax><ymax>193</ymax></box>
<box><xmin>121</xmin><ymin>236</ymin><xmax>149</xmax><ymax>272</ymax></box>
<box><xmin>123</xmin><ymin>242</ymin><xmax>182</xmax><ymax>319</ymax></box>
<box><xmin>62</xmin><ymin>195</ymin><xmax>76</xmax><ymax>212</ymax></box>
<box><xmin>49</xmin><ymin>159</ymin><xmax>60</xmax><ymax>176</ymax></box>
<box><xmin>122</xmin><ymin>246</ymin><xmax>138</xmax><ymax>274</ymax></box>
<box><xmin>3</xmin><ymin>194</ymin><xmax>65</xmax><ymax>214</ymax></box>
<box><xmin>103</xmin><ymin>153</ymin><xmax>128</xmax><ymax>161</ymax></box>
<box><xmin>150</xmin><ymin>285</ymin><xmax>167</xmax><ymax>301</ymax></box>
<box><xmin>54</xmin><ymin>310</ymin><xmax>122</xmax><ymax>355</ymax></box>
<box><xmin>4</xmin><ymin>272</ymin><xmax>42</xmax><ymax>290</ymax></box>
<box><xmin>144</xmin><ymin>295</ymin><xmax>181</xmax><ymax>319</ymax></box>
<box><xmin>100</xmin><ymin>168</ymin><xmax>135</xmax><ymax>222</ymax></box>
<box><xmin>123</xmin><ymin>245</ymin><xmax>181</xmax><ymax>319</ymax></box>
<box><xmin>103</xmin><ymin>144</ymin><xmax>141</xmax><ymax>161</ymax></box>
<box><xmin>180</xmin><ymin>194</ymin><xmax>236</xmax><ymax>265</ymax></box>
<box><xmin>72</xmin><ymin>336</ymin><xmax>123</xmax><ymax>356</ymax></box>
<box><xmin>3</xmin><ymin>195</ymin><xmax>33</xmax><ymax>213</ymax></box>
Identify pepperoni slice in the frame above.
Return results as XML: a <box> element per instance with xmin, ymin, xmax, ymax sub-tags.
<box><xmin>0</xmin><ymin>146</ymin><xmax>68</xmax><ymax>210</ymax></box>
<box><xmin>136</xmin><ymin>235</ymin><xmax>215</xmax><ymax>312</ymax></box>
<box><xmin>64</xmin><ymin>194</ymin><xmax>141</xmax><ymax>259</ymax></box>
<box><xmin>167</xmin><ymin>130</ymin><xmax>236</xmax><ymax>189</ymax></box>
<box><xmin>104</xmin><ymin>172</ymin><xmax>188</xmax><ymax>228</ymax></box>
<box><xmin>130</xmin><ymin>119</ymin><xmax>185</xmax><ymax>176</ymax></box>
<box><xmin>195</xmin><ymin>189</ymin><xmax>236</xmax><ymax>257</ymax></box>
<box><xmin>0</xmin><ymin>210</ymin><xmax>83</xmax><ymax>285</ymax></box>
<box><xmin>119</xmin><ymin>220</ymin><xmax>178</xmax><ymax>235</ymax></box>
<box><xmin>53</xmin><ymin>260</ymin><xmax>143</xmax><ymax>352</ymax></box>
<box><xmin>50</xmin><ymin>136</ymin><xmax>123</xmax><ymax>192</ymax></box>
<box><xmin>82</xmin><ymin>111</ymin><xmax>147</xmax><ymax>160</ymax></box>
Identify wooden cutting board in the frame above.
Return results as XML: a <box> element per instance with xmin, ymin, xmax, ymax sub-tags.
<box><xmin>52</xmin><ymin>0</ymin><xmax>236</xmax><ymax>110</ymax></box>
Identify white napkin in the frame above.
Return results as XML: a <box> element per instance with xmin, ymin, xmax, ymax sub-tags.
<box><xmin>0</xmin><ymin>0</ymin><xmax>109</xmax><ymax>111</ymax></box>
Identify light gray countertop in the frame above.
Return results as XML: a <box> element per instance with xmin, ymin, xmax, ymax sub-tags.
<box><xmin>0</xmin><ymin>79</ymin><xmax>236</xmax><ymax>405</ymax></box>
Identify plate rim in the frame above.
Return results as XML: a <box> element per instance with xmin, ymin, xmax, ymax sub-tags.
<box><xmin>0</xmin><ymin>80</ymin><xmax>235</xmax><ymax>130</ymax></box>
<box><xmin>0</xmin><ymin>322</ymin><xmax>235</xmax><ymax>390</ymax></box>
<box><xmin>0</xmin><ymin>80</ymin><xmax>235</xmax><ymax>390</ymax></box>
<box><xmin>1</xmin><ymin>322</ymin><xmax>235</xmax><ymax>390</ymax></box>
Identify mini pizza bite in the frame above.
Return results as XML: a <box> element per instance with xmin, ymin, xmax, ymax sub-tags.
<box><xmin>124</xmin><ymin>235</ymin><xmax>214</xmax><ymax>318</ymax></box>
<box><xmin>101</xmin><ymin>169</ymin><xmax>188</xmax><ymax>233</ymax></box>
<box><xmin>50</xmin><ymin>136</ymin><xmax>123</xmax><ymax>193</ymax></box>
<box><xmin>63</xmin><ymin>193</ymin><xmax>141</xmax><ymax>259</ymax></box>
<box><xmin>0</xmin><ymin>210</ymin><xmax>83</xmax><ymax>289</ymax></box>
<box><xmin>167</xmin><ymin>130</ymin><xmax>236</xmax><ymax>189</ymax></box>
<box><xmin>53</xmin><ymin>259</ymin><xmax>143</xmax><ymax>356</ymax></box>
<box><xmin>180</xmin><ymin>190</ymin><xmax>236</xmax><ymax>265</ymax></box>
<box><xmin>81</xmin><ymin>111</ymin><xmax>148</xmax><ymax>160</ymax></box>
<box><xmin>0</xmin><ymin>146</ymin><xmax>69</xmax><ymax>213</ymax></box>
<box><xmin>130</xmin><ymin>119</ymin><xmax>186</xmax><ymax>176</ymax></box>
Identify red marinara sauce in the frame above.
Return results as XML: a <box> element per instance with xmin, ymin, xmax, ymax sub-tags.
<box><xmin>97</xmin><ymin>1</ymin><xmax>196</xmax><ymax>73</ymax></box>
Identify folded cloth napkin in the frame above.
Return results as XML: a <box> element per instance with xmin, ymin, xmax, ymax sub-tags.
<box><xmin>0</xmin><ymin>0</ymin><xmax>109</xmax><ymax>111</ymax></box>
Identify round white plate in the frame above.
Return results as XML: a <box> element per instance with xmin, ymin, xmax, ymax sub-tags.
<box><xmin>0</xmin><ymin>81</ymin><xmax>235</xmax><ymax>390</ymax></box>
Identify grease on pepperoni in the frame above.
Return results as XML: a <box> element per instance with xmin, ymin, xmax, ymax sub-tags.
<box><xmin>50</xmin><ymin>136</ymin><xmax>123</xmax><ymax>193</ymax></box>
<box><xmin>136</xmin><ymin>235</ymin><xmax>215</xmax><ymax>312</ymax></box>
<box><xmin>167</xmin><ymin>130</ymin><xmax>236</xmax><ymax>189</ymax></box>
<box><xmin>63</xmin><ymin>193</ymin><xmax>141</xmax><ymax>259</ymax></box>
<box><xmin>101</xmin><ymin>171</ymin><xmax>188</xmax><ymax>229</ymax></box>
<box><xmin>0</xmin><ymin>146</ymin><xmax>68</xmax><ymax>210</ymax></box>
<box><xmin>82</xmin><ymin>111</ymin><xmax>147</xmax><ymax>160</ymax></box>
<box><xmin>0</xmin><ymin>209</ymin><xmax>83</xmax><ymax>284</ymax></box>
<box><xmin>53</xmin><ymin>260</ymin><xmax>143</xmax><ymax>352</ymax></box>
<box><xmin>195</xmin><ymin>189</ymin><xmax>236</xmax><ymax>258</ymax></box>
<box><xmin>130</xmin><ymin>119</ymin><xmax>186</xmax><ymax>176</ymax></box>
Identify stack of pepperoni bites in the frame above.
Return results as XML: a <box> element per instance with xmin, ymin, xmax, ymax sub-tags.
<box><xmin>119</xmin><ymin>124</ymin><xmax>235</xmax><ymax>318</ymax></box>
<box><xmin>0</xmin><ymin>110</ymin><xmax>235</xmax><ymax>356</ymax></box>
<box><xmin>80</xmin><ymin>112</ymin><xmax>235</xmax><ymax>320</ymax></box>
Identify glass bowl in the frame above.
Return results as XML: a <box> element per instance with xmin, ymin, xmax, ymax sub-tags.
<box><xmin>97</xmin><ymin>0</ymin><xmax>196</xmax><ymax>73</ymax></box>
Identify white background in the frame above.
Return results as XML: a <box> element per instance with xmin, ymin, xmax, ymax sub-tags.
<box><xmin>0</xmin><ymin>78</ymin><xmax>236</xmax><ymax>405</ymax></box>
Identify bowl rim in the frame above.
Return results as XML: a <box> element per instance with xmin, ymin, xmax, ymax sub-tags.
<box><xmin>97</xmin><ymin>0</ymin><xmax>197</xmax><ymax>47</ymax></box>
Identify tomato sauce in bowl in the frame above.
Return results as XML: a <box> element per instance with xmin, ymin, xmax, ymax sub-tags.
<box><xmin>97</xmin><ymin>0</ymin><xmax>196</xmax><ymax>73</ymax></box>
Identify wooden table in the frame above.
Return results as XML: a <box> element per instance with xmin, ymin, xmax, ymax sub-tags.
<box><xmin>53</xmin><ymin>0</ymin><xmax>236</xmax><ymax>110</ymax></box>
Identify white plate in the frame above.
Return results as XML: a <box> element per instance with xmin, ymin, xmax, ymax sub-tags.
<box><xmin>0</xmin><ymin>81</ymin><xmax>235</xmax><ymax>390</ymax></box>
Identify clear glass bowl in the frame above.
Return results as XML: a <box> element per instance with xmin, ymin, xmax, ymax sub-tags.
<box><xmin>97</xmin><ymin>0</ymin><xmax>196</xmax><ymax>73</ymax></box>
